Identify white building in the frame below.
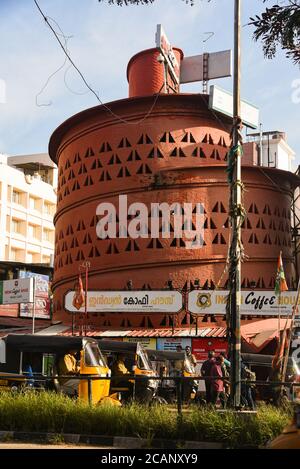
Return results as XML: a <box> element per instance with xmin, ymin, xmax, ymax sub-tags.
<box><xmin>246</xmin><ymin>130</ymin><xmax>295</xmax><ymax>172</ymax></box>
<box><xmin>0</xmin><ymin>153</ymin><xmax>57</xmax><ymax>265</ymax></box>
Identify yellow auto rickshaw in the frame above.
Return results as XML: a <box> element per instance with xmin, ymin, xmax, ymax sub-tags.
<box><xmin>0</xmin><ymin>334</ymin><xmax>120</xmax><ymax>406</ymax></box>
<box><xmin>98</xmin><ymin>340</ymin><xmax>159</xmax><ymax>403</ymax></box>
<box><xmin>147</xmin><ymin>349</ymin><xmax>198</xmax><ymax>403</ymax></box>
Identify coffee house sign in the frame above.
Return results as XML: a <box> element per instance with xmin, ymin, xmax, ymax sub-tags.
<box><xmin>188</xmin><ymin>290</ymin><xmax>300</xmax><ymax>316</ymax></box>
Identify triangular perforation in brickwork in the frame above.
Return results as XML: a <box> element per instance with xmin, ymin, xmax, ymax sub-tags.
<box><xmin>127</xmin><ymin>150</ymin><xmax>141</xmax><ymax>161</ymax></box>
<box><xmin>71</xmin><ymin>237</ymin><xmax>79</xmax><ymax>249</ymax></box>
<box><xmin>64</xmin><ymin>159</ymin><xmax>71</xmax><ymax>170</ymax></box>
<box><xmin>137</xmin><ymin>134</ymin><xmax>153</xmax><ymax>144</ymax></box>
<box><xmin>83</xmin><ymin>175</ymin><xmax>94</xmax><ymax>187</ymax></box>
<box><xmin>170</xmin><ymin>237</ymin><xmax>186</xmax><ymax>248</ymax></box>
<box><xmin>73</xmin><ymin>152</ymin><xmax>81</xmax><ymax>164</ymax></box>
<box><xmin>99</xmin><ymin>170</ymin><xmax>112</xmax><ymax>181</ymax></box>
<box><xmin>78</xmin><ymin>164</ymin><xmax>87</xmax><ymax>175</ymax></box>
<box><xmin>91</xmin><ymin>159</ymin><xmax>102</xmax><ymax>170</ymax></box>
<box><xmin>76</xmin><ymin>250</ymin><xmax>85</xmax><ymax>261</ymax></box>
<box><xmin>125</xmin><ymin>240</ymin><xmax>140</xmax><ymax>252</ymax></box>
<box><xmin>256</xmin><ymin>218</ymin><xmax>266</xmax><ymax>229</ymax></box>
<box><xmin>118</xmin><ymin>137</ymin><xmax>131</xmax><ymax>148</ymax></box>
<box><xmin>65</xmin><ymin>253</ymin><xmax>73</xmax><ymax>265</ymax></box>
<box><xmin>83</xmin><ymin>233</ymin><xmax>92</xmax><ymax>245</ymax></box>
<box><xmin>84</xmin><ymin>147</ymin><xmax>95</xmax><ymax>158</ymax></box>
<box><xmin>147</xmin><ymin>238</ymin><xmax>163</xmax><ymax>249</ymax></box>
<box><xmin>160</xmin><ymin>132</ymin><xmax>175</xmax><ymax>143</ymax></box>
<box><xmin>263</xmin><ymin>234</ymin><xmax>272</xmax><ymax>245</ymax></box>
<box><xmin>117</xmin><ymin>167</ymin><xmax>131</xmax><ymax>178</ymax></box>
<box><xmin>68</xmin><ymin>169</ymin><xmax>75</xmax><ymax>181</ymax></box>
<box><xmin>147</xmin><ymin>147</ymin><xmax>164</xmax><ymax>159</ymax></box>
<box><xmin>263</xmin><ymin>204</ymin><xmax>272</xmax><ymax>215</ymax></box>
<box><xmin>169</xmin><ymin>147</ymin><xmax>186</xmax><ymax>158</ymax></box>
<box><xmin>248</xmin><ymin>203</ymin><xmax>259</xmax><ymax>214</ymax></box>
<box><xmin>249</xmin><ymin>233</ymin><xmax>259</xmax><ymax>244</ymax></box>
<box><xmin>88</xmin><ymin>246</ymin><xmax>101</xmax><ymax>258</ymax></box>
<box><xmin>108</xmin><ymin>154</ymin><xmax>122</xmax><ymax>165</ymax></box>
<box><xmin>99</xmin><ymin>142</ymin><xmax>112</xmax><ymax>153</ymax></box>
<box><xmin>136</xmin><ymin>164</ymin><xmax>152</xmax><ymax>175</ymax></box>
<box><xmin>64</xmin><ymin>186</ymin><xmax>70</xmax><ymax>197</ymax></box>
<box><xmin>66</xmin><ymin>224</ymin><xmax>74</xmax><ymax>236</ymax></box>
<box><xmin>223</xmin><ymin>218</ymin><xmax>230</xmax><ymax>228</ymax></box>
<box><xmin>106</xmin><ymin>242</ymin><xmax>119</xmax><ymax>254</ymax></box>
<box><xmin>77</xmin><ymin>220</ymin><xmax>86</xmax><ymax>231</ymax></box>
<box><xmin>72</xmin><ymin>181</ymin><xmax>80</xmax><ymax>191</ymax></box>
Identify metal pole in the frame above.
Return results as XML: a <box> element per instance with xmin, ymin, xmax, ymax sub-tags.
<box><xmin>32</xmin><ymin>277</ymin><xmax>36</xmax><ymax>335</ymax></box>
<box><xmin>85</xmin><ymin>263</ymin><xmax>88</xmax><ymax>337</ymax></box>
<box><xmin>259</xmin><ymin>123</ymin><xmax>263</xmax><ymax>166</ymax></box>
<box><xmin>229</xmin><ymin>0</ymin><xmax>242</xmax><ymax>408</ymax></box>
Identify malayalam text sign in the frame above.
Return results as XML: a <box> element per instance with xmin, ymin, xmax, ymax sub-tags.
<box><xmin>0</xmin><ymin>278</ymin><xmax>34</xmax><ymax>305</ymax></box>
<box><xmin>65</xmin><ymin>290</ymin><xmax>183</xmax><ymax>314</ymax></box>
<box><xmin>188</xmin><ymin>290</ymin><xmax>300</xmax><ymax>316</ymax></box>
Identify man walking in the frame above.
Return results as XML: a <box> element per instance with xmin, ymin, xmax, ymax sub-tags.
<box><xmin>201</xmin><ymin>351</ymin><xmax>216</xmax><ymax>404</ymax></box>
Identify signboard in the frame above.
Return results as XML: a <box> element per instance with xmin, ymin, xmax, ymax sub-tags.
<box><xmin>123</xmin><ymin>337</ymin><xmax>157</xmax><ymax>350</ymax></box>
<box><xmin>157</xmin><ymin>338</ymin><xmax>191</xmax><ymax>352</ymax></box>
<box><xmin>19</xmin><ymin>272</ymin><xmax>51</xmax><ymax>320</ymax></box>
<box><xmin>155</xmin><ymin>24</ymin><xmax>180</xmax><ymax>85</ymax></box>
<box><xmin>180</xmin><ymin>50</ymin><xmax>232</xmax><ymax>84</ymax></box>
<box><xmin>209</xmin><ymin>85</ymin><xmax>260</xmax><ymax>129</ymax></box>
<box><xmin>188</xmin><ymin>290</ymin><xmax>300</xmax><ymax>316</ymax></box>
<box><xmin>192</xmin><ymin>338</ymin><xmax>228</xmax><ymax>362</ymax></box>
<box><xmin>65</xmin><ymin>290</ymin><xmax>183</xmax><ymax>314</ymax></box>
<box><xmin>0</xmin><ymin>278</ymin><xmax>34</xmax><ymax>305</ymax></box>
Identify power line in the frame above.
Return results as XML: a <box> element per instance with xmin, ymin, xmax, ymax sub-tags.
<box><xmin>33</xmin><ymin>0</ymin><xmax>162</xmax><ymax>125</ymax></box>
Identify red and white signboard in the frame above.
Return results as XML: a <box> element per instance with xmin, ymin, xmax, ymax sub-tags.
<box><xmin>155</xmin><ymin>24</ymin><xmax>180</xmax><ymax>85</ymax></box>
<box><xmin>192</xmin><ymin>338</ymin><xmax>228</xmax><ymax>362</ymax></box>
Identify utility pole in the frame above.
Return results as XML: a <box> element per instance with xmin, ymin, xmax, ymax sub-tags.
<box><xmin>229</xmin><ymin>0</ymin><xmax>242</xmax><ymax>408</ymax></box>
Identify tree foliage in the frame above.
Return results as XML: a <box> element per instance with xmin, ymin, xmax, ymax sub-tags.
<box><xmin>250</xmin><ymin>1</ymin><xmax>300</xmax><ymax>65</ymax></box>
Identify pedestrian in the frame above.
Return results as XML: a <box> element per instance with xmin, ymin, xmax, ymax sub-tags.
<box><xmin>58</xmin><ymin>349</ymin><xmax>80</xmax><ymax>396</ymax></box>
<box><xmin>210</xmin><ymin>355</ymin><xmax>226</xmax><ymax>408</ymax></box>
<box><xmin>201</xmin><ymin>351</ymin><xmax>216</xmax><ymax>404</ymax></box>
<box><xmin>241</xmin><ymin>362</ymin><xmax>256</xmax><ymax>410</ymax></box>
<box><xmin>185</xmin><ymin>346</ymin><xmax>197</xmax><ymax>369</ymax></box>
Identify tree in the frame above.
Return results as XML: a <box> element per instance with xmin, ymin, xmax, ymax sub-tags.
<box><xmin>249</xmin><ymin>1</ymin><xmax>300</xmax><ymax>65</ymax></box>
<box><xmin>99</xmin><ymin>0</ymin><xmax>300</xmax><ymax>66</ymax></box>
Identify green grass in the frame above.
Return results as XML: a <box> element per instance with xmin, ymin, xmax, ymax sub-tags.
<box><xmin>0</xmin><ymin>391</ymin><xmax>292</xmax><ymax>448</ymax></box>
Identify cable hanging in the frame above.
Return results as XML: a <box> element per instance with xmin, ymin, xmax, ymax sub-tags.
<box><xmin>33</xmin><ymin>0</ymin><xmax>162</xmax><ymax>125</ymax></box>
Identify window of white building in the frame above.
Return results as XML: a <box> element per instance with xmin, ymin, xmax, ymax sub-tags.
<box><xmin>11</xmin><ymin>218</ymin><xmax>21</xmax><ymax>234</ymax></box>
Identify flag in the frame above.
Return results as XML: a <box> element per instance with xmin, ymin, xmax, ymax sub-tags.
<box><xmin>272</xmin><ymin>327</ymin><xmax>287</xmax><ymax>372</ymax></box>
<box><xmin>72</xmin><ymin>274</ymin><xmax>85</xmax><ymax>310</ymax></box>
<box><xmin>274</xmin><ymin>251</ymin><xmax>288</xmax><ymax>295</ymax></box>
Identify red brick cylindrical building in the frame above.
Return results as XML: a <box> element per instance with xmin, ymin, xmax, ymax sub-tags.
<box><xmin>49</xmin><ymin>48</ymin><xmax>299</xmax><ymax>330</ymax></box>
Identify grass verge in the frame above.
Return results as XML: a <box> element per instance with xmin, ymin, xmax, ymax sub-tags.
<box><xmin>0</xmin><ymin>391</ymin><xmax>292</xmax><ymax>448</ymax></box>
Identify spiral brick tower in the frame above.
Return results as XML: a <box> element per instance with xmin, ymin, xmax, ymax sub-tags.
<box><xmin>49</xmin><ymin>47</ymin><xmax>299</xmax><ymax>330</ymax></box>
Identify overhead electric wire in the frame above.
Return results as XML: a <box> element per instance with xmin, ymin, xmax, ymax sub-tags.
<box><xmin>33</xmin><ymin>0</ymin><xmax>162</xmax><ymax>125</ymax></box>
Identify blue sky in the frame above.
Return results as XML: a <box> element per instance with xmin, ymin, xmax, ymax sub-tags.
<box><xmin>0</xmin><ymin>0</ymin><xmax>299</xmax><ymax>162</ymax></box>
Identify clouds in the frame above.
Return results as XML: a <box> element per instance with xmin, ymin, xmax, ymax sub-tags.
<box><xmin>0</xmin><ymin>0</ymin><xmax>299</xmax><ymax>160</ymax></box>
